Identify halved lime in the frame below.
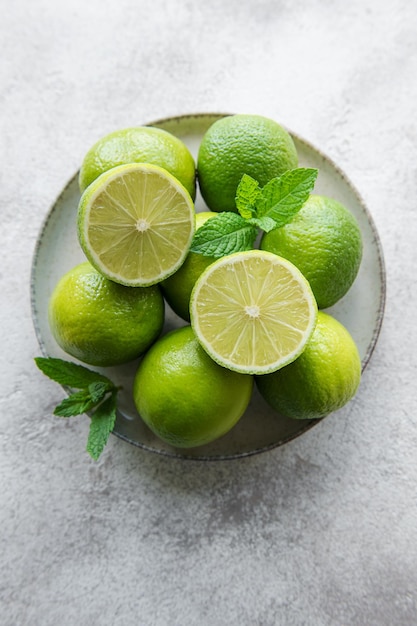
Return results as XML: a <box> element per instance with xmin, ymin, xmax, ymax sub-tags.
<box><xmin>190</xmin><ymin>250</ymin><xmax>317</xmax><ymax>375</ymax></box>
<box><xmin>77</xmin><ymin>163</ymin><xmax>195</xmax><ymax>286</ymax></box>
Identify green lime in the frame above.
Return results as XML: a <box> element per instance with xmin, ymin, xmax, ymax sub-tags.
<box><xmin>79</xmin><ymin>126</ymin><xmax>196</xmax><ymax>199</ymax></box>
<box><xmin>197</xmin><ymin>114</ymin><xmax>298</xmax><ymax>212</ymax></box>
<box><xmin>133</xmin><ymin>326</ymin><xmax>253</xmax><ymax>448</ymax></box>
<box><xmin>256</xmin><ymin>311</ymin><xmax>361</xmax><ymax>420</ymax></box>
<box><xmin>48</xmin><ymin>262</ymin><xmax>164</xmax><ymax>367</ymax></box>
<box><xmin>161</xmin><ymin>211</ymin><xmax>217</xmax><ymax>321</ymax></box>
<box><xmin>77</xmin><ymin>163</ymin><xmax>195</xmax><ymax>287</ymax></box>
<box><xmin>261</xmin><ymin>194</ymin><xmax>362</xmax><ymax>309</ymax></box>
<box><xmin>190</xmin><ymin>250</ymin><xmax>317</xmax><ymax>375</ymax></box>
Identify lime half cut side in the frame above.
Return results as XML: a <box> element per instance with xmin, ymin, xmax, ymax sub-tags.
<box><xmin>190</xmin><ymin>250</ymin><xmax>318</xmax><ymax>375</ymax></box>
<box><xmin>77</xmin><ymin>163</ymin><xmax>195</xmax><ymax>286</ymax></box>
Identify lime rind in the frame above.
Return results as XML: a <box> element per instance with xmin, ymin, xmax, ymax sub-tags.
<box><xmin>77</xmin><ymin>163</ymin><xmax>195</xmax><ymax>287</ymax></box>
<box><xmin>190</xmin><ymin>250</ymin><xmax>318</xmax><ymax>375</ymax></box>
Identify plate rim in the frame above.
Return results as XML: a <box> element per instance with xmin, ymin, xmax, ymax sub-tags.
<box><xmin>30</xmin><ymin>112</ymin><xmax>387</xmax><ymax>461</ymax></box>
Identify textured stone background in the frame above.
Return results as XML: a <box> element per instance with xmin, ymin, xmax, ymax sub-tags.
<box><xmin>1</xmin><ymin>0</ymin><xmax>417</xmax><ymax>624</ymax></box>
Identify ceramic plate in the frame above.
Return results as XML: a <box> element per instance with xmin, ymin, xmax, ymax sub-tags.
<box><xmin>31</xmin><ymin>113</ymin><xmax>386</xmax><ymax>460</ymax></box>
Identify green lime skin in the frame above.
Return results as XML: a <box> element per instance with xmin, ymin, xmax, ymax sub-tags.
<box><xmin>48</xmin><ymin>262</ymin><xmax>165</xmax><ymax>367</ymax></box>
<box><xmin>161</xmin><ymin>211</ymin><xmax>217</xmax><ymax>321</ymax></box>
<box><xmin>79</xmin><ymin>126</ymin><xmax>196</xmax><ymax>200</ymax></box>
<box><xmin>256</xmin><ymin>312</ymin><xmax>361</xmax><ymax>420</ymax></box>
<box><xmin>261</xmin><ymin>195</ymin><xmax>363</xmax><ymax>309</ymax></box>
<box><xmin>197</xmin><ymin>114</ymin><xmax>298</xmax><ymax>212</ymax></box>
<box><xmin>133</xmin><ymin>326</ymin><xmax>253</xmax><ymax>448</ymax></box>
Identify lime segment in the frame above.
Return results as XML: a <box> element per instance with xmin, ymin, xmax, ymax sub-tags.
<box><xmin>190</xmin><ymin>250</ymin><xmax>317</xmax><ymax>375</ymax></box>
<box><xmin>77</xmin><ymin>163</ymin><xmax>195</xmax><ymax>287</ymax></box>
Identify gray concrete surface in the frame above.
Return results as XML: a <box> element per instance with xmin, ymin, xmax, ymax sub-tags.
<box><xmin>1</xmin><ymin>0</ymin><xmax>417</xmax><ymax>624</ymax></box>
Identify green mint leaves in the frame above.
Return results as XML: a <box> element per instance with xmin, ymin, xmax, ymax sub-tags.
<box><xmin>35</xmin><ymin>357</ymin><xmax>120</xmax><ymax>461</ymax></box>
<box><xmin>190</xmin><ymin>212</ymin><xmax>258</xmax><ymax>258</ymax></box>
<box><xmin>86</xmin><ymin>393</ymin><xmax>118</xmax><ymax>461</ymax></box>
<box><xmin>190</xmin><ymin>168</ymin><xmax>318</xmax><ymax>257</ymax></box>
<box><xmin>235</xmin><ymin>174</ymin><xmax>262</xmax><ymax>219</ymax></box>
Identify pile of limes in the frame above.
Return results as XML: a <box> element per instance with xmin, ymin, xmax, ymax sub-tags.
<box><xmin>48</xmin><ymin>115</ymin><xmax>363</xmax><ymax>449</ymax></box>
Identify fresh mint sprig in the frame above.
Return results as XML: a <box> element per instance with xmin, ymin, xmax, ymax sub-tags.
<box><xmin>35</xmin><ymin>357</ymin><xmax>120</xmax><ymax>460</ymax></box>
<box><xmin>190</xmin><ymin>167</ymin><xmax>318</xmax><ymax>258</ymax></box>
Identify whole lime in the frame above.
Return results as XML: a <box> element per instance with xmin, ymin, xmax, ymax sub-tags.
<box><xmin>197</xmin><ymin>114</ymin><xmax>298</xmax><ymax>212</ymax></box>
<box><xmin>256</xmin><ymin>311</ymin><xmax>361</xmax><ymax>420</ymax></box>
<box><xmin>261</xmin><ymin>194</ymin><xmax>362</xmax><ymax>309</ymax></box>
<box><xmin>161</xmin><ymin>211</ymin><xmax>217</xmax><ymax>321</ymax></box>
<box><xmin>79</xmin><ymin>126</ymin><xmax>196</xmax><ymax>199</ymax></box>
<box><xmin>133</xmin><ymin>325</ymin><xmax>253</xmax><ymax>448</ymax></box>
<box><xmin>48</xmin><ymin>262</ymin><xmax>164</xmax><ymax>366</ymax></box>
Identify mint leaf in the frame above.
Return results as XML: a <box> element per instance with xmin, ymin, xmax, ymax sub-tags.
<box><xmin>35</xmin><ymin>357</ymin><xmax>114</xmax><ymax>389</ymax></box>
<box><xmin>190</xmin><ymin>213</ymin><xmax>258</xmax><ymax>258</ymax></box>
<box><xmin>189</xmin><ymin>168</ymin><xmax>318</xmax><ymax>259</ymax></box>
<box><xmin>54</xmin><ymin>389</ymin><xmax>99</xmax><ymax>417</ymax></box>
<box><xmin>35</xmin><ymin>356</ymin><xmax>120</xmax><ymax>460</ymax></box>
<box><xmin>248</xmin><ymin>215</ymin><xmax>278</xmax><ymax>233</ymax></box>
<box><xmin>235</xmin><ymin>174</ymin><xmax>262</xmax><ymax>219</ymax></box>
<box><xmin>53</xmin><ymin>382</ymin><xmax>111</xmax><ymax>417</ymax></box>
<box><xmin>256</xmin><ymin>168</ymin><xmax>318</xmax><ymax>227</ymax></box>
<box><xmin>88</xmin><ymin>381</ymin><xmax>112</xmax><ymax>403</ymax></box>
<box><xmin>86</xmin><ymin>393</ymin><xmax>118</xmax><ymax>461</ymax></box>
